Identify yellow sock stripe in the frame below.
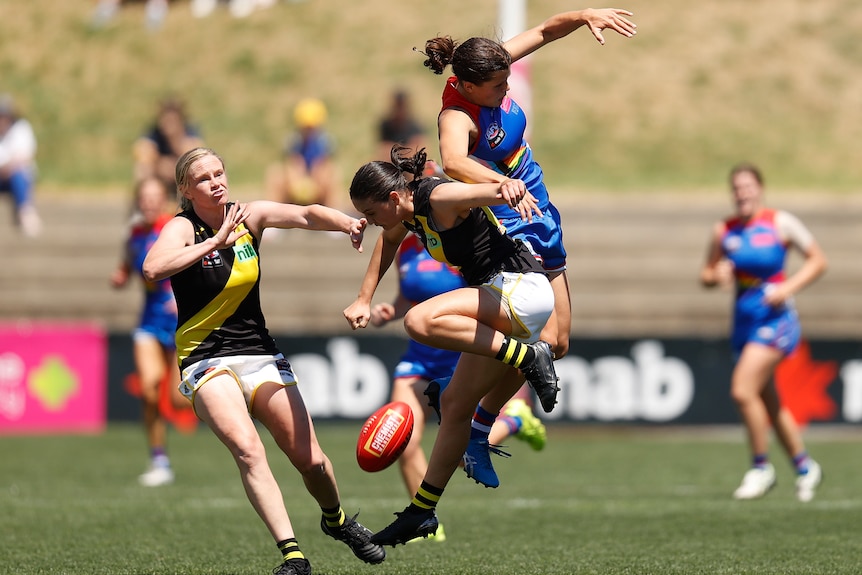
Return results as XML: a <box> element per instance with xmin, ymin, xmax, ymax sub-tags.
<box><xmin>278</xmin><ymin>540</ymin><xmax>305</xmax><ymax>561</ymax></box>
<box><xmin>279</xmin><ymin>541</ymin><xmax>305</xmax><ymax>561</ymax></box>
<box><xmin>511</xmin><ymin>343</ymin><xmax>528</xmax><ymax>368</ymax></box>
<box><xmin>500</xmin><ymin>339</ymin><xmax>519</xmax><ymax>363</ymax></box>
<box><xmin>322</xmin><ymin>508</ymin><xmax>345</xmax><ymax>527</ymax></box>
<box><xmin>413</xmin><ymin>486</ymin><xmax>441</xmax><ymax>509</ymax></box>
<box><xmin>411</xmin><ymin>496</ymin><xmax>435</xmax><ymax>510</ymax></box>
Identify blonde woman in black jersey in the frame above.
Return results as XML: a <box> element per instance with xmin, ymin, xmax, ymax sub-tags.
<box><xmin>143</xmin><ymin>147</ymin><xmax>384</xmax><ymax>575</ymax></box>
<box><xmin>344</xmin><ymin>146</ymin><xmax>558</xmax><ymax>546</ymax></box>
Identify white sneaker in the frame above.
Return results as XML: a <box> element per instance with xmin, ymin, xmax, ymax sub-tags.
<box><xmin>17</xmin><ymin>204</ymin><xmax>42</xmax><ymax>238</ymax></box>
<box><xmin>733</xmin><ymin>464</ymin><xmax>776</xmax><ymax>500</ymax></box>
<box><xmin>796</xmin><ymin>459</ymin><xmax>822</xmax><ymax>502</ymax></box>
<box><xmin>138</xmin><ymin>464</ymin><xmax>174</xmax><ymax>487</ymax></box>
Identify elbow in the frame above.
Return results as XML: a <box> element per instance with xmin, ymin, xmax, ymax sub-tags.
<box><xmin>439</xmin><ymin>157</ymin><xmax>461</xmax><ymax>179</ymax></box>
<box><xmin>439</xmin><ymin>159</ymin><xmax>455</xmax><ymax>177</ymax></box>
<box><xmin>809</xmin><ymin>249</ymin><xmax>828</xmax><ymax>280</ymax></box>
<box><xmin>142</xmin><ymin>260</ymin><xmax>162</xmax><ymax>284</ymax></box>
<box><xmin>817</xmin><ymin>256</ymin><xmax>829</xmax><ymax>278</ymax></box>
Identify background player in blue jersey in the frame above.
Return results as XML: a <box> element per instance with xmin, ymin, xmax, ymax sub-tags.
<box><xmin>369</xmin><ymin>232</ymin><xmax>547</xmax><ymax>541</ymax></box>
<box><xmin>700</xmin><ymin>163</ymin><xmax>828</xmax><ymax>502</ymax></box>
<box><xmin>419</xmin><ymin>7</ymin><xmax>636</xmax><ymax>484</ymax></box>
<box><xmin>110</xmin><ymin>176</ymin><xmax>183</xmax><ymax>486</ymax></box>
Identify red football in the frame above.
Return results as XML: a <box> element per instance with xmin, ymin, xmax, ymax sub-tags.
<box><xmin>356</xmin><ymin>401</ymin><xmax>414</xmax><ymax>472</ymax></box>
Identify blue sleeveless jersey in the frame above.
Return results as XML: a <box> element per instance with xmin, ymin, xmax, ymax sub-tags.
<box><xmin>128</xmin><ymin>214</ymin><xmax>177</xmax><ymax>348</ymax></box>
<box><xmin>441</xmin><ymin>78</ymin><xmax>566</xmax><ymax>270</ymax></box>
<box><xmin>721</xmin><ymin>208</ymin><xmax>799</xmax><ymax>357</ymax></box>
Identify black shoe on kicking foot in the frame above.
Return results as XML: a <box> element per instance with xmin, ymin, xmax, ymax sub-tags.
<box><xmin>423</xmin><ymin>376</ymin><xmax>452</xmax><ymax>425</ymax></box>
<box><xmin>521</xmin><ymin>340</ymin><xmax>559</xmax><ymax>413</ymax></box>
<box><xmin>370</xmin><ymin>507</ymin><xmax>439</xmax><ymax>546</ymax></box>
<box><xmin>320</xmin><ymin>512</ymin><xmax>386</xmax><ymax>564</ymax></box>
<box><xmin>272</xmin><ymin>557</ymin><xmax>311</xmax><ymax>575</ymax></box>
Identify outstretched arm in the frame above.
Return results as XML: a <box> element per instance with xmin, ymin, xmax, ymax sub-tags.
<box><xmin>427</xmin><ymin>178</ymin><xmax>537</xmax><ymax>230</ymax></box>
<box><xmin>247</xmin><ymin>201</ymin><xmax>367</xmax><ymax>252</ymax></box>
<box><xmin>344</xmin><ymin>226</ymin><xmax>409</xmax><ymax>330</ymax></box>
<box><xmin>504</xmin><ymin>8</ymin><xmax>636</xmax><ymax>61</ymax></box>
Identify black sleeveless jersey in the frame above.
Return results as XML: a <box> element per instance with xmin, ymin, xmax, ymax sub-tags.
<box><xmin>170</xmin><ymin>207</ymin><xmax>278</xmax><ymax>370</ymax></box>
<box><xmin>403</xmin><ymin>177</ymin><xmax>545</xmax><ymax>285</ymax></box>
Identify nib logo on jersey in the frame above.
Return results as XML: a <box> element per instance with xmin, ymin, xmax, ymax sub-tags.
<box><xmin>233</xmin><ymin>243</ymin><xmax>256</xmax><ymax>262</ymax></box>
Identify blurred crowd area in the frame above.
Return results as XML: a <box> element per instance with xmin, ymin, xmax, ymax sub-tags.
<box><xmin>89</xmin><ymin>0</ymin><xmax>303</xmax><ymax>30</ymax></box>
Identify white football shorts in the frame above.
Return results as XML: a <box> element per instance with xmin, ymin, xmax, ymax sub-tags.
<box><xmin>179</xmin><ymin>353</ymin><xmax>298</xmax><ymax>413</ymax></box>
<box><xmin>482</xmin><ymin>271</ymin><xmax>554</xmax><ymax>343</ymax></box>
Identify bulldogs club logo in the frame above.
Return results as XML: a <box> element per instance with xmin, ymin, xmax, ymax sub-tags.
<box><xmin>485</xmin><ymin>122</ymin><xmax>506</xmax><ymax>149</ymax></box>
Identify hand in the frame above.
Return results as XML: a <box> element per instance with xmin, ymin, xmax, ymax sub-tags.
<box><xmin>109</xmin><ymin>267</ymin><xmax>129</xmax><ymax>289</ymax></box>
<box><xmin>714</xmin><ymin>259</ymin><xmax>735</xmax><ymax>288</ymax></box>
<box><xmin>582</xmin><ymin>8</ymin><xmax>637</xmax><ymax>45</ymax></box>
<box><xmin>370</xmin><ymin>302</ymin><xmax>396</xmax><ymax>327</ymax></box>
<box><xmin>343</xmin><ymin>299</ymin><xmax>372</xmax><ymax>330</ymax></box>
<box><xmin>348</xmin><ymin>217</ymin><xmax>367</xmax><ymax>253</ymax></box>
<box><xmin>514</xmin><ymin>191</ymin><xmax>542</xmax><ymax>223</ymax></box>
<box><xmin>498</xmin><ymin>178</ymin><xmax>527</xmax><ymax>208</ymax></box>
<box><xmin>214</xmin><ymin>202</ymin><xmax>249</xmax><ymax>248</ymax></box>
<box><xmin>763</xmin><ymin>283</ymin><xmax>791</xmax><ymax>307</ymax></box>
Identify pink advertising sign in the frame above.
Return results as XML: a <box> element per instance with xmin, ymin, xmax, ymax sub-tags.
<box><xmin>0</xmin><ymin>322</ymin><xmax>106</xmax><ymax>434</ymax></box>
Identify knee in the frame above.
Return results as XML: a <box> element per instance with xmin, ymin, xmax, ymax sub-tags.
<box><xmin>230</xmin><ymin>433</ymin><xmax>268</xmax><ymax>471</ymax></box>
<box><xmin>140</xmin><ymin>382</ymin><xmax>160</xmax><ymax>406</ymax></box>
<box><xmin>296</xmin><ymin>456</ymin><xmax>330</xmax><ymax>482</ymax></box>
<box><xmin>729</xmin><ymin>384</ymin><xmax>757</xmax><ymax>407</ymax></box>
<box><xmin>403</xmin><ymin>308</ymin><xmax>430</xmax><ymax>342</ymax></box>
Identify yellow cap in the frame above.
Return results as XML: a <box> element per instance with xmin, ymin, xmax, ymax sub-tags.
<box><xmin>293</xmin><ymin>98</ymin><xmax>327</xmax><ymax>128</ymax></box>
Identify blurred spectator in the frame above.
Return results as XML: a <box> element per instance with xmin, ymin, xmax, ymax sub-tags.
<box><xmin>191</xmin><ymin>0</ymin><xmax>278</xmax><ymax>19</ymax></box>
<box><xmin>133</xmin><ymin>96</ymin><xmax>203</xmax><ymax>197</ymax></box>
<box><xmin>91</xmin><ymin>0</ymin><xmax>169</xmax><ymax>30</ymax></box>
<box><xmin>0</xmin><ymin>94</ymin><xmax>41</xmax><ymax>238</ymax></box>
<box><xmin>265</xmin><ymin>97</ymin><xmax>339</xmax><ymax>208</ymax></box>
<box><xmin>376</xmin><ymin>89</ymin><xmax>427</xmax><ymax>161</ymax></box>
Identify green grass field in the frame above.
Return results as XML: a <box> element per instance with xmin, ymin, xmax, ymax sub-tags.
<box><xmin>2</xmin><ymin>423</ymin><xmax>859</xmax><ymax>574</ymax></box>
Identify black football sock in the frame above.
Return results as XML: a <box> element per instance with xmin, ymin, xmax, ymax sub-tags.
<box><xmin>407</xmin><ymin>481</ymin><xmax>443</xmax><ymax>513</ymax></box>
<box><xmin>495</xmin><ymin>336</ymin><xmax>536</xmax><ymax>369</ymax></box>
<box><xmin>321</xmin><ymin>505</ymin><xmax>345</xmax><ymax>529</ymax></box>
<box><xmin>277</xmin><ymin>538</ymin><xmax>305</xmax><ymax>561</ymax></box>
